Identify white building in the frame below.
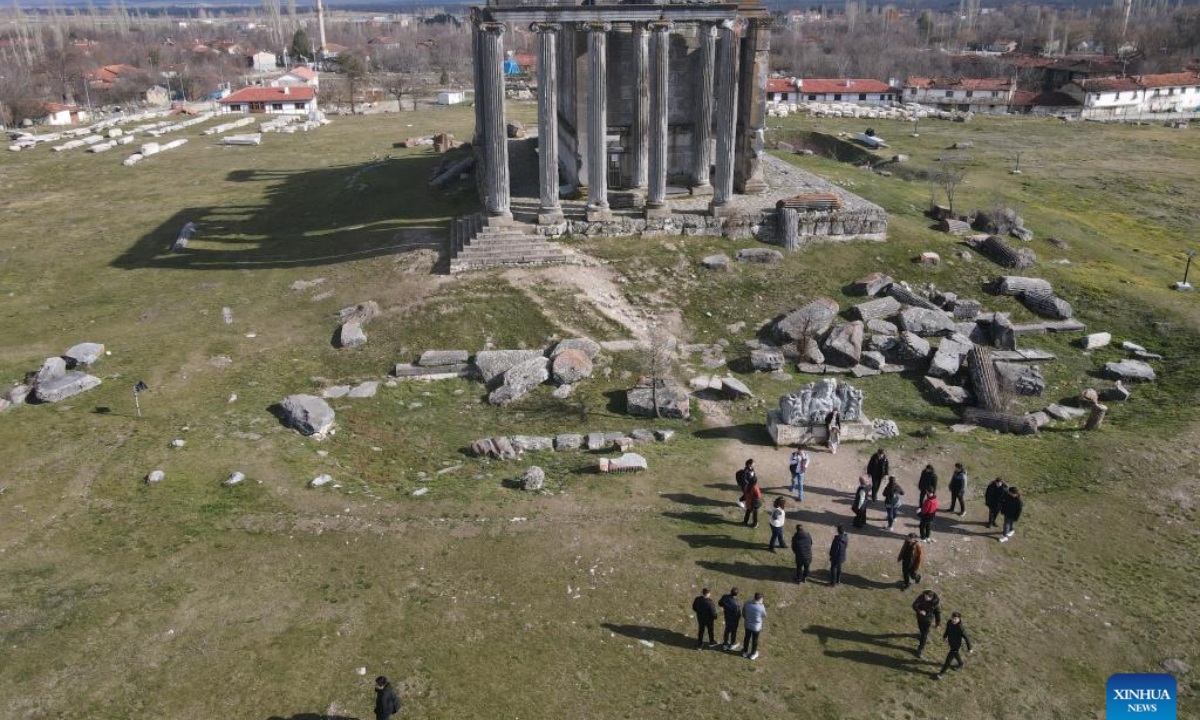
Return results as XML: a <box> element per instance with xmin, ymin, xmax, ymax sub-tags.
<box><xmin>767</xmin><ymin>77</ymin><xmax>898</xmax><ymax>105</ymax></box>
<box><xmin>218</xmin><ymin>86</ymin><xmax>317</xmax><ymax>115</ymax></box>
<box><xmin>1065</xmin><ymin>72</ymin><xmax>1200</xmax><ymax>119</ymax></box>
<box><xmin>249</xmin><ymin>51</ymin><xmax>278</xmax><ymax>73</ymax></box>
<box><xmin>437</xmin><ymin>90</ymin><xmax>466</xmax><ymax>106</ymax></box>
<box><xmin>37</xmin><ymin>103</ymin><xmax>90</xmax><ymax>126</ymax></box>
<box><xmin>903</xmin><ymin>77</ymin><xmax>1015</xmax><ymax>113</ymax></box>
<box><xmin>271</xmin><ymin>66</ymin><xmax>320</xmax><ymax>89</ymax></box>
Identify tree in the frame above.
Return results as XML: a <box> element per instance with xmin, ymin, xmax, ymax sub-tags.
<box><xmin>290</xmin><ymin>28</ymin><xmax>311</xmax><ymax>63</ymax></box>
<box><xmin>379</xmin><ymin>72</ymin><xmax>413</xmax><ymax>110</ymax></box>
<box><xmin>933</xmin><ymin>155</ymin><xmax>970</xmax><ymax>215</ymax></box>
<box><xmin>335</xmin><ymin>51</ymin><xmax>369</xmax><ymax>113</ymax></box>
<box><xmin>636</xmin><ymin>323</ymin><xmax>676</xmax><ymax>419</ymax></box>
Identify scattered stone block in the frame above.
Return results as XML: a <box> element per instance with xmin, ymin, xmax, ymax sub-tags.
<box><xmin>472</xmin><ymin>436</ymin><xmax>520</xmax><ymax>459</ymax></box>
<box><xmin>145</xmin><ymin>470</ymin><xmax>165</xmax><ymax>484</ymax></box>
<box><xmin>475</xmin><ymin>349</ymin><xmax>546</xmax><ymax>386</ymax></box>
<box><xmin>6</xmin><ymin>384</ymin><xmax>30</xmax><ymax>405</ymax></box>
<box><xmin>223</xmin><ymin>471</ymin><xmax>247</xmax><ymax>487</ymax></box>
<box><xmin>775</xmin><ymin>298</ymin><xmax>840</xmax><ymax>343</ymax></box>
<box><xmin>630</xmin><ymin>429</ymin><xmax>656</xmax><ymax>443</ymax></box>
<box><xmin>750</xmin><ymin>347</ymin><xmax>785</xmax><ymax>372</ymax></box>
<box><xmin>626</xmin><ymin>386</ymin><xmax>691</xmax><ymax>420</ymax></box>
<box><xmin>552</xmin><ymin>384</ymin><xmax>574</xmax><ymax>399</ymax></box>
<box><xmin>599</xmin><ymin>453</ymin><xmax>648</xmax><ymax>473</ymax></box>
<box><xmin>309</xmin><ymin>474</ymin><xmax>332</xmax><ymax>488</ymax></box>
<box><xmin>489</xmin><ymin>357</ymin><xmax>550</xmax><ymax>405</ymax></box>
<box><xmin>821</xmin><ymin>321</ymin><xmax>864</xmax><ymax>367</ymax></box>
<box><xmin>893</xmin><ymin>332</ymin><xmax>932</xmax><ymax>363</ymax></box>
<box><xmin>33</xmin><ymin>372</ymin><xmax>102</xmax><ymax>403</ymax></box>
<box><xmin>735</xmin><ymin>248</ymin><xmax>784</xmax><ymax>264</ymax></box>
<box><xmin>860</xmin><ymin>350</ymin><xmax>887</xmax><ymax>370</ymax></box>
<box><xmin>34</xmin><ymin>357</ymin><xmax>68</xmax><ymax>387</ymax></box>
<box><xmin>928</xmin><ymin>337</ymin><xmax>970</xmax><ymax>378</ymax></box>
<box><xmin>586</xmin><ymin>432</ymin><xmax>606</xmax><ymax>451</ymax></box>
<box><xmin>419</xmin><ymin>350</ymin><xmax>470</xmax><ymax>366</ymax></box>
<box><xmin>654</xmin><ymin>429</ymin><xmax>675</xmax><ymax>442</ymax></box>
<box><xmin>63</xmin><ymin>342</ymin><xmax>105</xmax><ymax>366</ymax></box>
<box><xmin>1020</xmin><ymin>292</ymin><xmax>1073</xmax><ymax>320</ymax></box>
<box><xmin>321</xmin><ymin>385</ymin><xmax>351</xmax><ymax>398</ymax></box>
<box><xmin>866</xmin><ymin>319</ymin><xmax>898</xmax><ymax>337</ymax></box>
<box><xmin>1077</xmin><ymin>332</ymin><xmax>1112</xmax><ymax>350</ymax></box>
<box><xmin>916</xmin><ymin>251</ymin><xmax>941</xmax><ymax>265</ymax></box>
<box><xmin>510</xmin><ymin>435</ymin><xmax>554</xmax><ymax>453</ymax></box>
<box><xmin>993</xmin><ymin>276</ymin><xmax>1052</xmax><ymax>296</ymax></box>
<box><xmin>923</xmin><ymin>376</ymin><xmax>970</xmax><ymax>405</ymax></box>
<box><xmin>701</xmin><ymin>254</ymin><xmax>732</xmax><ymax>271</ymax></box>
<box><xmin>348</xmin><ymin>381</ymin><xmax>378</xmax><ymax>398</ymax></box>
<box><xmin>720</xmin><ymin>376</ymin><xmax>754</xmax><ymax>399</ymax></box>
<box><xmin>337</xmin><ymin>321</ymin><xmax>367</xmax><ymax>348</ymax></box>
<box><xmin>851</xmin><ymin>296</ymin><xmax>901</xmax><ymax>323</ymax></box>
<box><xmin>279</xmin><ymin>394</ymin><xmax>336</xmax><ymax>437</ymax></box>
<box><xmin>949</xmin><ymin>298</ymin><xmax>983</xmax><ymax>320</ymax></box>
<box><xmin>552</xmin><ymin>349</ymin><xmax>594</xmax><ymax>385</ymax></box>
<box><xmin>996</xmin><ymin>362</ymin><xmax>1046</xmax><ymax>396</ymax></box>
<box><xmin>897</xmin><ymin>307</ymin><xmax>956</xmax><ymax>337</ymax></box>
<box><xmin>1099</xmin><ymin>381</ymin><xmax>1131</xmax><ymax>402</ymax></box>
<box><xmin>520</xmin><ymin>466</ymin><xmax>546</xmax><ymax>491</ymax></box>
<box><xmin>1103</xmin><ymin>360</ymin><xmax>1155</xmax><ymax>383</ymax></box>
<box><xmin>551</xmin><ymin>337</ymin><xmax>601</xmax><ymax>359</ymax></box>
<box><xmin>849</xmin><ymin>272</ymin><xmax>894</xmax><ymax>297</ymax></box>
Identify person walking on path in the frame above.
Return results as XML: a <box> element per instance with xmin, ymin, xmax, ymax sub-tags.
<box><xmin>790</xmin><ymin>445</ymin><xmax>810</xmax><ymax>502</ymax></box>
<box><xmin>829</xmin><ymin>525</ymin><xmax>850</xmax><ymax>586</ymax></box>
<box><xmin>948</xmin><ymin>463</ymin><xmax>968</xmax><ymax>516</ymax></box>
<box><xmin>741</xmin><ymin>593</ymin><xmax>767</xmax><ymax>660</ymax></box>
<box><xmin>984</xmin><ymin>477</ymin><xmax>1008</xmax><ymax>528</ymax></box>
<box><xmin>867</xmin><ymin>449</ymin><xmax>890</xmax><ymax>501</ymax></box>
<box><xmin>374</xmin><ymin>676</ymin><xmax>401</xmax><ymax>720</ymax></box>
<box><xmin>918</xmin><ymin>491</ymin><xmax>939</xmax><ymax>543</ymax></box>
<box><xmin>852</xmin><ymin>475</ymin><xmax>871</xmax><ymax>528</ymax></box>
<box><xmin>718</xmin><ymin>587</ymin><xmax>742</xmax><ymax>651</ymax></box>
<box><xmin>1000</xmin><ymin>486</ymin><xmax>1023</xmax><ymax>542</ymax></box>
<box><xmin>898</xmin><ymin>533</ymin><xmax>924</xmax><ymax>589</ymax></box>
<box><xmin>918</xmin><ymin>465</ymin><xmax>938</xmax><ymax>507</ymax></box>
<box><xmin>883</xmin><ymin>476</ymin><xmax>904</xmax><ymax>532</ymax></box>
<box><xmin>692</xmin><ymin>588</ymin><xmax>719</xmax><ymax>649</ymax></box>
<box><xmin>912</xmin><ymin>589</ymin><xmax>942</xmax><ymax>657</ymax></box>
<box><xmin>742</xmin><ymin>481</ymin><xmax>763</xmax><ymax>528</ymax></box>
<box><xmin>767</xmin><ymin>497</ymin><xmax>788</xmax><ymax>551</ymax></box>
<box><xmin>935</xmin><ymin>612</ymin><xmax>973</xmax><ymax>680</ymax></box>
<box><xmin>825</xmin><ymin>409</ymin><xmax>842</xmax><ymax>454</ymax></box>
<box><xmin>792</xmin><ymin>524</ymin><xmax>813</xmax><ymax>583</ymax></box>
<box><xmin>735</xmin><ymin>459</ymin><xmax>758</xmax><ymax>509</ymax></box>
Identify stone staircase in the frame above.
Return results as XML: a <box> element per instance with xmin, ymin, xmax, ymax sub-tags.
<box><xmin>447</xmin><ymin>213</ymin><xmax>572</xmax><ymax>274</ymax></box>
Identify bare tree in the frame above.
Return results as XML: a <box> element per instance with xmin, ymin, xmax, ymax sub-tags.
<box><xmin>933</xmin><ymin>154</ymin><xmax>970</xmax><ymax>216</ymax></box>
<box><xmin>637</xmin><ymin>323</ymin><xmax>676</xmax><ymax>419</ymax></box>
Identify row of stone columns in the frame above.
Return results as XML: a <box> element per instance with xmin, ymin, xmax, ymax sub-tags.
<box><xmin>476</xmin><ymin>19</ymin><xmax>745</xmax><ymax>223</ymax></box>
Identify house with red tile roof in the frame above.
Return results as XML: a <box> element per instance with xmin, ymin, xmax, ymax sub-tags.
<box><xmin>902</xmin><ymin>76</ymin><xmax>1015</xmax><ymax>113</ymax></box>
<box><xmin>88</xmin><ymin>64</ymin><xmax>143</xmax><ymax>89</ymax></box>
<box><xmin>767</xmin><ymin>77</ymin><xmax>898</xmax><ymax>104</ymax></box>
<box><xmin>36</xmin><ymin>102</ymin><xmax>90</xmax><ymax>126</ymax></box>
<box><xmin>271</xmin><ymin>66</ymin><xmax>320</xmax><ymax>89</ymax></box>
<box><xmin>217</xmin><ymin>85</ymin><xmax>317</xmax><ymax>115</ymax></box>
<box><xmin>1065</xmin><ymin>72</ymin><xmax>1200</xmax><ymax>118</ymax></box>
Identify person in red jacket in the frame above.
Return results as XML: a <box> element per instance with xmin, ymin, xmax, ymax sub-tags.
<box><xmin>918</xmin><ymin>491</ymin><xmax>939</xmax><ymax>543</ymax></box>
<box><xmin>742</xmin><ymin>482</ymin><xmax>763</xmax><ymax>528</ymax></box>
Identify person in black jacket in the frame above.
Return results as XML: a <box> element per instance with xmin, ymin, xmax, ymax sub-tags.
<box><xmin>934</xmin><ymin>612</ymin><xmax>973</xmax><ymax>679</ymax></box>
<box><xmin>912</xmin><ymin>590</ymin><xmax>942</xmax><ymax>657</ymax></box>
<box><xmin>829</xmin><ymin>525</ymin><xmax>849</xmax><ymax>586</ymax></box>
<box><xmin>735</xmin><ymin>459</ymin><xmax>757</xmax><ymax>509</ymax></box>
<box><xmin>851</xmin><ymin>476</ymin><xmax>871</xmax><ymax>528</ymax></box>
<box><xmin>948</xmin><ymin>463</ymin><xmax>968</xmax><ymax>515</ymax></box>
<box><xmin>718</xmin><ymin>587</ymin><xmax>742</xmax><ymax>650</ymax></box>
<box><xmin>984</xmin><ymin>477</ymin><xmax>1008</xmax><ymax>528</ymax></box>
<box><xmin>374</xmin><ymin>676</ymin><xmax>401</xmax><ymax>720</ymax></box>
<box><xmin>867</xmin><ymin>449</ymin><xmax>890</xmax><ymax>501</ymax></box>
<box><xmin>1000</xmin><ymin>486</ymin><xmax>1023</xmax><ymax>542</ymax></box>
<box><xmin>918</xmin><ymin>465</ymin><xmax>938</xmax><ymax>506</ymax></box>
<box><xmin>692</xmin><ymin>588</ymin><xmax>719</xmax><ymax>649</ymax></box>
<box><xmin>792</xmin><ymin>524</ymin><xmax>813</xmax><ymax>583</ymax></box>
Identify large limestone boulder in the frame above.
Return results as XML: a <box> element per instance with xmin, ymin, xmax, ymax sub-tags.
<box><xmin>475</xmin><ymin>349</ymin><xmax>547</xmax><ymax>386</ymax></box>
<box><xmin>279</xmin><ymin>394</ymin><xmax>336</xmax><ymax>437</ymax></box>
<box><xmin>551</xmin><ymin>337</ymin><xmax>601</xmax><ymax>360</ymax></box>
<box><xmin>774</xmin><ymin>298</ymin><xmax>840</xmax><ymax>344</ymax></box>
<box><xmin>1103</xmin><ymin>359</ymin><xmax>1156</xmax><ymax>383</ymax></box>
<box><xmin>551</xmin><ymin>349</ymin><xmax>594</xmax><ymax>385</ymax></box>
<box><xmin>821</xmin><ymin>321</ymin><xmax>864</xmax><ymax>367</ymax></box>
<box><xmin>33</xmin><ymin>357</ymin><xmax>67</xmax><ymax>387</ymax></box>
<box><xmin>897</xmin><ymin>307</ymin><xmax>956</xmax><ymax>337</ymax></box>
<box><xmin>750</xmin><ymin>347</ymin><xmax>785</xmax><ymax>372</ymax></box>
<box><xmin>519</xmin><ymin>466</ymin><xmax>546</xmax><ymax>491</ymax></box>
<box><xmin>63</xmin><ymin>342</ymin><xmax>105</xmax><ymax>366</ymax></box>
<box><xmin>928</xmin><ymin>337</ymin><xmax>971</xmax><ymax>378</ymax></box>
<box><xmin>892</xmin><ymin>331</ymin><xmax>933</xmax><ymax>363</ymax></box>
<box><xmin>627</xmin><ymin>385</ymin><xmax>691</xmax><ymax>420</ymax></box>
<box><xmin>472</xmin><ymin>436</ymin><xmax>520</xmax><ymax>459</ymax></box>
<box><xmin>996</xmin><ymin>362</ymin><xmax>1046</xmax><ymax>396</ymax></box>
<box><xmin>33</xmin><ymin>372</ymin><xmax>101</xmax><ymax>403</ymax></box>
<box><xmin>489</xmin><ymin>356</ymin><xmax>550</xmax><ymax>405</ymax></box>
<box><xmin>923</xmin><ymin>376</ymin><xmax>970</xmax><ymax>405</ymax></box>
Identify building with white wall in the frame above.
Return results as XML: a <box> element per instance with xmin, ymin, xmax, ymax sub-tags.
<box><xmin>1064</xmin><ymin>72</ymin><xmax>1200</xmax><ymax>119</ymax></box>
<box><xmin>218</xmin><ymin>86</ymin><xmax>317</xmax><ymax>115</ymax></box>
<box><xmin>903</xmin><ymin>76</ymin><xmax>1015</xmax><ymax>113</ymax></box>
<box><xmin>767</xmin><ymin>78</ymin><xmax>898</xmax><ymax>105</ymax></box>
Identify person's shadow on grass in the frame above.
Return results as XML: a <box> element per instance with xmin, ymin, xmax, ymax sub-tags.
<box><xmin>601</xmin><ymin>622</ymin><xmax>696</xmax><ymax>649</ymax></box>
<box><xmin>266</xmin><ymin>715</ymin><xmax>360</xmax><ymax>720</ymax></box>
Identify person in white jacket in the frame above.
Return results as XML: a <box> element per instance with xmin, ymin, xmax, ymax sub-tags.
<box><xmin>767</xmin><ymin>497</ymin><xmax>788</xmax><ymax>552</ymax></box>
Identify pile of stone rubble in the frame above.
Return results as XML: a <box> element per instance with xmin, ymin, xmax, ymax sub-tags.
<box><xmin>3</xmin><ymin>342</ymin><xmax>106</xmax><ymax>410</ymax></box>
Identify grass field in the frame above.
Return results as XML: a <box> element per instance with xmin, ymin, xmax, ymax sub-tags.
<box><xmin>1</xmin><ymin>104</ymin><xmax>1198</xmax><ymax>719</ymax></box>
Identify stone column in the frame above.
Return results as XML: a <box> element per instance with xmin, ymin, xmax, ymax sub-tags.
<box><xmin>631</xmin><ymin>23</ymin><xmax>650</xmax><ymax>191</ymax></box>
<box><xmin>691</xmin><ymin>21</ymin><xmax>716</xmax><ymax>196</ymax></box>
<box><xmin>480</xmin><ymin>22</ymin><xmax>511</xmax><ymax>219</ymax></box>
<box><xmin>533</xmin><ymin>23</ymin><xmax>562</xmax><ymax>224</ymax></box>
<box><xmin>471</xmin><ymin>19</ymin><xmax>483</xmax><ymax>147</ymax></box>
<box><xmin>584</xmin><ymin>22</ymin><xmax>611</xmax><ymax>221</ymax></box>
<box><xmin>735</xmin><ymin>17</ymin><xmax>770</xmax><ymax>195</ymax></box>
<box><xmin>645</xmin><ymin>20</ymin><xmax>672</xmax><ymax>219</ymax></box>
<box><xmin>710</xmin><ymin>19</ymin><xmax>740</xmax><ymax>214</ymax></box>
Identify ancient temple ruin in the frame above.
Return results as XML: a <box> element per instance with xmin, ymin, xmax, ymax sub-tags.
<box><xmin>450</xmin><ymin>0</ymin><xmax>887</xmax><ymax>272</ymax></box>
